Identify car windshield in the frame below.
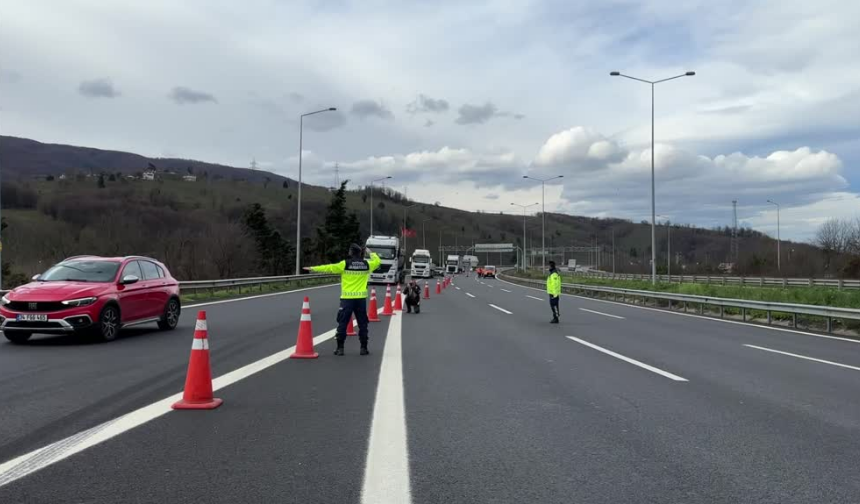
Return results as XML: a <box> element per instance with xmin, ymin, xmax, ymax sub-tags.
<box><xmin>413</xmin><ymin>256</ymin><xmax>430</xmax><ymax>264</ymax></box>
<box><xmin>39</xmin><ymin>261</ymin><xmax>121</xmax><ymax>283</ymax></box>
<box><xmin>486</xmin><ymin>266</ymin><xmax>496</xmax><ymax>270</ymax></box>
<box><xmin>368</xmin><ymin>247</ymin><xmax>396</xmax><ymax>259</ymax></box>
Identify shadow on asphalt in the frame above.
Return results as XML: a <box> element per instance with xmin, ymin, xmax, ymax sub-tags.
<box><xmin>5</xmin><ymin>326</ymin><xmax>169</xmax><ymax>347</ymax></box>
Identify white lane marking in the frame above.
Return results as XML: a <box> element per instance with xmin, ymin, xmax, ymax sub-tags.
<box><xmin>496</xmin><ymin>276</ymin><xmax>860</xmax><ymax>346</ymax></box>
<box><xmin>455</xmin><ymin>287</ymin><xmax>461</xmax><ymax>290</ymax></box>
<box><xmin>466</xmin><ymin>293</ymin><xmax>476</xmax><ymax>298</ymax></box>
<box><xmin>489</xmin><ymin>304</ymin><xmax>512</xmax><ymax>315</ymax></box>
<box><xmin>480</xmin><ymin>282</ymin><xmax>486</xmax><ymax>285</ymax></box>
<box><xmin>0</xmin><ymin>308</ymin><xmax>384</xmax><ymax>489</ymax></box>
<box><xmin>361</xmin><ymin>295</ymin><xmax>411</xmax><ymax>504</ymax></box>
<box><xmin>526</xmin><ymin>295</ymin><xmax>543</xmax><ymax>301</ymax></box>
<box><xmin>579</xmin><ymin>308</ymin><xmax>625</xmax><ymax>320</ymax></box>
<box><xmin>501</xmin><ymin>288</ymin><xmax>512</xmax><ymax>293</ymax></box>
<box><xmin>566</xmin><ymin>336</ymin><xmax>688</xmax><ymax>382</ymax></box>
<box><xmin>744</xmin><ymin>344</ymin><xmax>860</xmax><ymax>372</ymax></box>
<box><xmin>185</xmin><ymin>282</ymin><xmax>337</xmax><ymax>309</ymax></box>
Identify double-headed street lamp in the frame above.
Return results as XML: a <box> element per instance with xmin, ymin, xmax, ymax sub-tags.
<box><xmin>523</xmin><ymin>175</ymin><xmax>563</xmax><ymax>271</ymax></box>
<box><xmin>657</xmin><ymin>214</ymin><xmax>671</xmax><ymax>277</ymax></box>
<box><xmin>511</xmin><ymin>202</ymin><xmax>538</xmax><ymax>271</ymax></box>
<box><xmin>369</xmin><ymin>176</ymin><xmax>392</xmax><ymax>236</ymax></box>
<box><xmin>421</xmin><ymin>218</ymin><xmax>433</xmax><ymax>249</ymax></box>
<box><xmin>610</xmin><ymin>70</ymin><xmax>695</xmax><ymax>284</ymax></box>
<box><xmin>767</xmin><ymin>199</ymin><xmax>781</xmax><ymax>272</ymax></box>
<box><xmin>296</xmin><ymin>107</ymin><xmax>337</xmax><ymax>275</ymax></box>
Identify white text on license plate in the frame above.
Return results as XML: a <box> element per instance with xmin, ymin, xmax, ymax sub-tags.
<box><xmin>17</xmin><ymin>314</ymin><xmax>48</xmax><ymax>322</ymax></box>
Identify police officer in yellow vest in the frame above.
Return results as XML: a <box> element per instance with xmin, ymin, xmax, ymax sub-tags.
<box><xmin>304</xmin><ymin>244</ymin><xmax>381</xmax><ymax>355</ymax></box>
<box><xmin>547</xmin><ymin>261</ymin><xmax>562</xmax><ymax>323</ymax></box>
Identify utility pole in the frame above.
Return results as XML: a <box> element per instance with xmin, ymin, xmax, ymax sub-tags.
<box><xmin>612</xmin><ymin>228</ymin><xmax>616</xmax><ymax>275</ymax></box>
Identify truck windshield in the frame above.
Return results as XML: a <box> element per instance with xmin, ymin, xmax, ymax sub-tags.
<box><xmin>413</xmin><ymin>256</ymin><xmax>430</xmax><ymax>264</ymax></box>
<box><xmin>368</xmin><ymin>247</ymin><xmax>396</xmax><ymax>260</ymax></box>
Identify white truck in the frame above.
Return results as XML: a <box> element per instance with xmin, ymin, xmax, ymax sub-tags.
<box><xmin>366</xmin><ymin>235</ymin><xmax>406</xmax><ymax>285</ymax></box>
<box><xmin>463</xmin><ymin>255</ymin><xmax>479</xmax><ymax>270</ymax></box>
<box><xmin>410</xmin><ymin>249</ymin><xmax>434</xmax><ymax>278</ymax></box>
<box><xmin>445</xmin><ymin>255</ymin><xmax>460</xmax><ymax>275</ymax></box>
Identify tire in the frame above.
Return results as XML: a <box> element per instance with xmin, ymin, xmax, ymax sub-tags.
<box><xmin>95</xmin><ymin>304</ymin><xmax>120</xmax><ymax>342</ymax></box>
<box><xmin>4</xmin><ymin>332</ymin><xmax>32</xmax><ymax>344</ymax></box>
<box><xmin>158</xmin><ymin>298</ymin><xmax>181</xmax><ymax>331</ymax></box>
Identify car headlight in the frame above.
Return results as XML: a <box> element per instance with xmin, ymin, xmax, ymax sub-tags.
<box><xmin>61</xmin><ymin>297</ymin><xmax>97</xmax><ymax>307</ymax></box>
<box><xmin>1</xmin><ymin>295</ymin><xmax>9</xmax><ymax>305</ymax></box>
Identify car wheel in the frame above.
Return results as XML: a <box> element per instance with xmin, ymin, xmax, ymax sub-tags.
<box><xmin>4</xmin><ymin>332</ymin><xmax>32</xmax><ymax>344</ymax></box>
<box><xmin>158</xmin><ymin>298</ymin><xmax>181</xmax><ymax>331</ymax></box>
<box><xmin>96</xmin><ymin>305</ymin><xmax>120</xmax><ymax>342</ymax></box>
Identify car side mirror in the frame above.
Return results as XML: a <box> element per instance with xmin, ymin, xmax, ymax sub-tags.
<box><xmin>120</xmin><ymin>274</ymin><xmax>140</xmax><ymax>285</ymax></box>
<box><xmin>31</xmin><ymin>274</ymin><xmax>41</xmax><ymax>281</ymax></box>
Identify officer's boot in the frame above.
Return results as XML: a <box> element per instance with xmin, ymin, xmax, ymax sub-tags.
<box><xmin>334</xmin><ymin>339</ymin><xmax>345</xmax><ymax>356</ymax></box>
<box><xmin>360</xmin><ymin>346</ymin><xmax>369</xmax><ymax>356</ymax></box>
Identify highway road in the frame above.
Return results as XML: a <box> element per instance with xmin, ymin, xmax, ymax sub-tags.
<box><xmin>3</xmin><ymin>275</ymin><xmax>860</xmax><ymax>503</ymax></box>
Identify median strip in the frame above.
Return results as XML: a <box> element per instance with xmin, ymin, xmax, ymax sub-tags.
<box><xmin>566</xmin><ymin>336</ymin><xmax>688</xmax><ymax>382</ymax></box>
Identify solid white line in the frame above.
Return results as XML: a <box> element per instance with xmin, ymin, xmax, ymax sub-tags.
<box><xmin>185</xmin><ymin>282</ymin><xmax>337</xmax><ymax>309</ymax></box>
<box><xmin>496</xmin><ymin>276</ymin><xmax>860</xmax><ymax>346</ymax></box>
<box><xmin>489</xmin><ymin>304</ymin><xmax>512</xmax><ymax>315</ymax></box>
<box><xmin>526</xmin><ymin>295</ymin><xmax>543</xmax><ymax>301</ymax></box>
<box><xmin>744</xmin><ymin>344</ymin><xmax>860</xmax><ymax>372</ymax></box>
<box><xmin>0</xmin><ymin>308</ymin><xmax>383</xmax><ymax>489</ymax></box>
<box><xmin>566</xmin><ymin>336</ymin><xmax>688</xmax><ymax>381</ymax></box>
<box><xmin>466</xmin><ymin>293</ymin><xmax>476</xmax><ymax>298</ymax></box>
<box><xmin>501</xmin><ymin>288</ymin><xmax>512</xmax><ymax>293</ymax></box>
<box><xmin>579</xmin><ymin>308</ymin><xmax>625</xmax><ymax>320</ymax></box>
<box><xmin>361</xmin><ymin>295</ymin><xmax>412</xmax><ymax>504</ymax></box>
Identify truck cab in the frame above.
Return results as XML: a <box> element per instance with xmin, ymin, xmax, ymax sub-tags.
<box><xmin>366</xmin><ymin>236</ymin><xmax>406</xmax><ymax>285</ymax></box>
<box><xmin>410</xmin><ymin>249</ymin><xmax>434</xmax><ymax>278</ymax></box>
<box><xmin>445</xmin><ymin>255</ymin><xmax>460</xmax><ymax>275</ymax></box>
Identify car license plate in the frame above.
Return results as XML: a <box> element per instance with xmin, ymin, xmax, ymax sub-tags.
<box><xmin>16</xmin><ymin>314</ymin><xmax>48</xmax><ymax>322</ymax></box>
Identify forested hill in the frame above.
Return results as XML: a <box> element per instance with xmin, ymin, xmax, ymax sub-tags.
<box><xmin>0</xmin><ymin>136</ymin><xmax>823</xmax><ymax>286</ymax></box>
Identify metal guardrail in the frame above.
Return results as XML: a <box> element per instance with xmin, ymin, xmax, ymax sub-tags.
<box><xmin>500</xmin><ymin>272</ymin><xmax>860</xmax><ymax>334</ymax></box>
<box><xmin>178</xmin><ymin>273</ymin><xmax>337</xmax><ymax>293</ymax></box>
<box><xmin>571</xmin><ymin>271</ymin><xmax>860</xmax><ymax>290</ymax></box>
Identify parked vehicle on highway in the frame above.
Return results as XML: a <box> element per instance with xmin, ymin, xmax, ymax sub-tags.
<box><xmin>410</xmin><ymin>249</ymin><xmax>434</xmax><ymax>278</ymax></box>
<box><xmin>366</xmin><ymin>235</ymin><xmax>406</xmax><ymax>285</ymax></box>
<box><xmin>0</xmin><ymin>256</ymin><xmax>181</xmax><ymax>343</ymax></box>
<box><xmin>482</xmin><ymin>265</ymin><xmax>497</xmax><ymax>278</ymax></box>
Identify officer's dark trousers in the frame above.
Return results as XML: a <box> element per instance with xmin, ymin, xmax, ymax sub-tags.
<box><xmin>336</xmin><ymin>298</ymin><xmax>369</xmax><ymax>346</ymax></box>
<box><xmin>549</xmin><ymin>295</ymin><xmax>560</xmax><ymax>319</ymax></box>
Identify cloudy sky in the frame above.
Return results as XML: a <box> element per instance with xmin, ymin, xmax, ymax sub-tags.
<box><xmin>2</xmin><ymin>0</ymin><xmax>860</xmax><ymax>241</ymax></box>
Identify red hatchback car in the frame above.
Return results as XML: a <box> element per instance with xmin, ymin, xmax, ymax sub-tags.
<box><xmin>1</xmin><ymin>256</ymin><xmax>181</xmax><ymax>343</ymax></box>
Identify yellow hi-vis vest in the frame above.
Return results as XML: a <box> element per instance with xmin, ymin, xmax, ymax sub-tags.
<box><xmin>309</xmin><ymin>253</ymin><xmax>382</xmax><ymax>299</ymax></box>
<box><xmin>547</xmin><ymin>270</ymin><xmax>561</xmax><ymax>297</ymax></box>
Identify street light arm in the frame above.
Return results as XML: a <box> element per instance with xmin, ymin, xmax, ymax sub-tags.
<box><xmin>611</xmin><ymin>73</ymin><xmax>654</xmax><ymax>84</ymax></box>
<box><xmin>653</xmin><ymin>73</ymin><xmax>694</xmax><ymax>84</ymax></box>
<box><xmin>302</xmin><ymin>107</ymin><xmax>337</xmax><ymax>118</ymax></box>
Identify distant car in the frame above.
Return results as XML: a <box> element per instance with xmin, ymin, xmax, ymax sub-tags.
<box><xmin>482</xmin><ymin>265</ymin><xmax>497</xmax><ymax>278</ymax></box>
<box><xmin>0</xmin><ymin>256</ymin><xmax>181</xmax><ymax>343</ymax></box>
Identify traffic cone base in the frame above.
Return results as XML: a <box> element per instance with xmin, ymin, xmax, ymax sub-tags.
<box><xmin>291</xmin><ymin>297</ymin><xmax>319</xmax><ymax>359</ymax></box>
<box><xmin>173</xmin><ymin>311</ymin><xmax>222</xmax><ymax>410</ymax></box>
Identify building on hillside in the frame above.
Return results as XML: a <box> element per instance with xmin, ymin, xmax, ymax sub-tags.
<box><xmin>58</xmin><ymin>174</ymin><xmax>67</xmax><ymax>180</ymax></box>
<box><xmin>142</xmin><ymin>170</ymin><xmax>156</xmax><ymax>181</ymax></box>
<box><xmin>182</xmin><ymin>175</ymin><xmax>197</xmax><ymax>182</ymax></box>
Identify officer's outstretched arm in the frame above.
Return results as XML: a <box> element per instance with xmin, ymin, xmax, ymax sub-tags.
<box><xmin>367</xmin><ymin>252</ymin><xmax>382</xmax><ymax>271</ymax></box>
<box><xmin>309</xmin><ymin>260</ymin><xmax>346</xmax><ymax>274</ymax></box>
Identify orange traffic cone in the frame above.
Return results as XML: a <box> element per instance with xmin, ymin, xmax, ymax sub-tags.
<box><xmin>172</xmin><ymin>311</ymin><xmax>222</xmax><ymax>410</ymax></box>
<box><xmin>394</xmin><ymin>284</ymin><xmax>403</xmax><ymax>311</ymax></box>
<box><xmin>423</xmin><ymin>281</ymin><xmax>430</xmax><ymax>299</ymax></box>
<box><xmin>382</xmin><ymin>285</ymin><xmax>395</xmax><ymax>316</ymax></box>
<box><xmin>436</xmin><ymin>279</ymin><xmax>442</xmax><ymax>294</ymax></box>
<box><xmin>368</xmin><ymin>288</ymin><xmax>381</xmax><ymax>322</ymax></box>
<box><xmin>290</xmin><ymin>297</ymin><xmax>318</xmax><ymax>359</ymax></box>
<box><xmin>347</xmin><ymin>313</ymin><xmax>357</xmax><ymax>336</ymax></box>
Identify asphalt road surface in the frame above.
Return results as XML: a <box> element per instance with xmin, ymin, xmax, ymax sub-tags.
<box><xmin>2</xmin><ymin>275</ymin><xmax>860</xmax><ymax>503</ymax></box>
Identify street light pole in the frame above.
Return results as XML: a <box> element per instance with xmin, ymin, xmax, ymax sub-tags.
<box><xmin>296</xmin><ymin>107</ymin><xmax>337</xmax><ymax>275</ymax></box>
<box><xmin>610</xmin><ymin>70</ymin><xmax>695</xmax><ymax>284</ymax></box>
<box><xmin>657</xmin><ymin>215</ymin><xmax>671</xmax><ymax>278</ymax></box>
<box><xmin>511</xmin><ymin>202</ymin><xmax>538</xmax><ymax>271</ymax></box>
<box><xmin>767</xmin><ymin>199</ymin><xmax>781</xmax><ymax>272</ymax></box>
<box><xmin>523</xmin><ymin>175</ymin><xmax>563</xmax><ymax>271</ymax></box>
<box><xmin>421</xmin><ymin>218</ymin><xmax>432</xmax><ymax>249</ymax></box>
<box><xmin>369</xmin><ymin>176</ymin><xmax>392</xmax><ymax>237</ymax></box>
